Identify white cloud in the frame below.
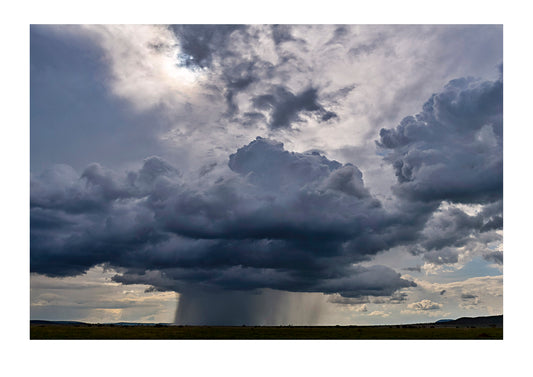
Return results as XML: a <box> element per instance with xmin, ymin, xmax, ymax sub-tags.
<box><xmin>412</xmin><ymin>275</ymin><xmax>503</xmax><ymax>316</ymax></box>
<box><xmin>356</xmin><ymin>304</ymin><xmax>368</xmax><ymax>312</ymax></box>
<box><xmin>407</xmin><ymin>299</ymin><xmax>442</xmax><ymax>311</ymax></box>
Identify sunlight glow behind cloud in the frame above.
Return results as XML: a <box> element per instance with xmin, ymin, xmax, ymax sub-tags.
<box><xmin>81</xmin><ymin>24</ymin><xmax>205</xmax><ymax>111</ymax></box>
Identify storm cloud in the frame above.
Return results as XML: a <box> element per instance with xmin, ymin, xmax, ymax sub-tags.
<box><xmin>377</xmin><ymin>76</ymin><xmax>503</xmax><ymax>267</ymax></box>
<box><xmin>377</xmin><ymin>76</ymin><xmax>502</xmax><ymax>205</ymax></box>
<box><xmin>31</xmin><ymin>137</ymin><xmax>424</xmax><ymax>307</ymax></box>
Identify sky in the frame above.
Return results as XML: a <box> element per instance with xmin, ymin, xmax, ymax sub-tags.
<box><xmin>29</xmin><ymin>24</ymin><xmax>504</xmax><ymax>326</ymax></box>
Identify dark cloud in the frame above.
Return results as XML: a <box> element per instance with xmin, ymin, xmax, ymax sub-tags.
<box><xmin>171</xmin><ymin>25</ymin><xmax>289</xmax><ymax>121</ymax></box>
<box><xmin>321</xmin><ymin>84</ymin><xmax>357</xmax><ymax>106</ymax></box>
<box><xmin>198</xmin><ymin>162</ymin><xmax>217</xmax><ymax>177</ymax></box>
<box><xmin>423</xmin><ymin>248</ymin><xmax>459</xmax><ymax>265</ymax></box>
<box><xmin>372</xmin><ymin>291</ymin><xmax>408</xmax><ymax>304</ymax></box>
<box><xmin>421</xmin><ymin>207</ymin><xmax>483</xmax><ymax>251</ymax></box>
<box><xmin>483</xmin><ymin>251</ymin><xmax>503</xmax><ymax>264</ymax></box>
<box><xmin>460</xmin><ymin>293</ymin><xmax>480</xmax><ymax>307</ymax></box>
<box><xmin>252</xmin><ymin>86</ymin><xmax>337</xmax><ymax>130</ymax></box>
<box><xmin>480</xmin><ymin>215</ymin><xmax>503</xmax><ymax>233</ymax></box>
<box><xmin>171</xmin><ymin>25</ymin><xmax>245</xmax><ymax>69</ymax></box>
<box><xmin>241</xmin><ymin>112</ymin><xmax>267</xmax><ymax>127</ymax></box>
<box><xmin>401</xmin><ymin>202</ymin><xmax>503</xmax><ymax>265</ymax></box>
<box><xmin>228</xmin><ymin>137</ymin><xmax>341</xmax><ymax>190</ymax></box>
<box><xmin>377</xmin><ymin>77</ymin><xmax>503</xmax><ymax>266</ymax></box>
<box><xmin>221</xmin><ymin>60</ymin><xmax>276</xmax><ymax>117</ymax></box>
<box><xmin>327</xmin><ymin>295</ymin><xmax>370</xmax><ymax>305</ymax></box>
<box><xmin>325</xmin><ymin>25</ymin><xmax>350</xmax><ymax>45</ymax></box>
<box><xmin>323</xmin><ymin>164</ymin><xmax>371</xmax><ymax>199</ymax></box>
<box><xmin>388</xmin><ymin>292</ymin><xmax>408</xmax><ymax>304</ymax></box>
<box><xmin>170</xmin><ymin>25</ymin><xmax>274</xmax><ymax>119</ymax></box>
<box><xmin>377</xmin><ymin>76</ymin><xmax>502</xmax><ymax>205</ymax></box>
<box><xmin>271</xmin><ymin>25</ymin><xmax>300</xmax><ymax>46</ymax></box>
<box><xmin>31</xmin><ymin>138</ymin><xmax>421</xmax><ymax>302</ymax></box>
<box><xmin>170</xmin><ymin>26</ymin><xmax>347</xmax><ymax>130</ymax></box>
<box><xmin>403</xmin><ymin>266</ymin><xmax>421</xmax><ymax>272</ymax></box>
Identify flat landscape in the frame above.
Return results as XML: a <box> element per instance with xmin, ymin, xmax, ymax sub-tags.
<box><xmin>30</xmin><ymin>315</ymin><xmax>503</xmax><ymax>340</ymax></box>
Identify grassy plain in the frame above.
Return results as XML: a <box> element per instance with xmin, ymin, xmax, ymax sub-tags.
<box><xmin>30</xmin><ymin>324</ymin><xmax>502</xmax><ymax>340</ymax></box>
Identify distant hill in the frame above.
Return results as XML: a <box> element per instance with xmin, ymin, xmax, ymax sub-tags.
<box><xmin>30</xmin><ymin>320</ymin><xmax>88</xmax><ymax>326</ymax></box>
<box><xmin>433</xmin><ymin>315</ymin><xmax>502</xmax><ymax>327</ymax></box>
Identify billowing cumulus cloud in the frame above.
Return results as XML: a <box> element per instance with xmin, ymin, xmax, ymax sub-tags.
<box><xmin>407</xmin><ymin>299</ymin><xmax>442</xmax><ymax>311</ymax></box>
<box><xmin>377</xmin><ymin>76</ymin><xmax>503</xmax><ymax>268</ymax></box>
<box><xmin>31</xmin><ymin>137</ymin><xmax>422</xmax><ymax>310</ymax></box>
<box><xmin>377</xmin><ymin>76</ymin><xmax>502</xmax><ymax>205</ymax></box>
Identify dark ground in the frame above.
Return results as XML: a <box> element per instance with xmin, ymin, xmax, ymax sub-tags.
<box><xmin>30</xmin><ymin>315</ymin><xmax>503</xmax><ymax>339</ymax></box>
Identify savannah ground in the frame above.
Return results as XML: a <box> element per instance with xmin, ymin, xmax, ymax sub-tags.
<box><xmin>30</xmin><ymin>324</ymin><xmax>502</xmax><ymax>340</ymax></box>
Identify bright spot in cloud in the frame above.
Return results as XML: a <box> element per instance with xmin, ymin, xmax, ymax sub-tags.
<box><xmin>81</xmin><ymin>24</ymin><xmax>205</xmax><ymax>112</ymax></box>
